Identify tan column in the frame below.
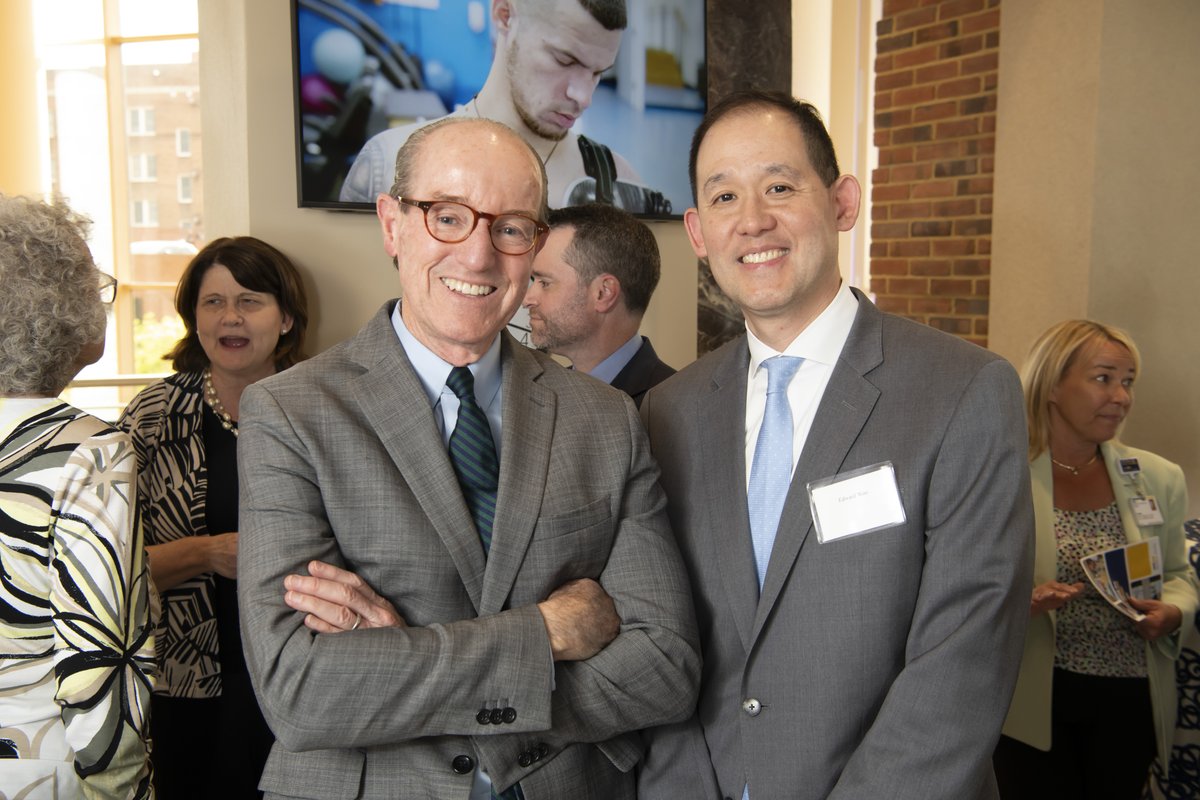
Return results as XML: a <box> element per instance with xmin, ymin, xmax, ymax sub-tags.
<box><xmin>0</xmin><ymin>0</ymin><xmax>43</xmax><ymax>195</ymax></box>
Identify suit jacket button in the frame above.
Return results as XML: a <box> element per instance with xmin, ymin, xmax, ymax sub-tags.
<box><xmin>489</xmin><ymin>707</ymin><xmax>505</xmax><ymax>725</ymax></box>
<box><xmin>452</xmin><ymin>754</ymin><xmax>474</xmax><ymax>774</ymax></box>
<box><xmin>536</xmin><ymin>742</ymin><xmax>549</xmax><ymax>757</ymax></box>
<box><xmin>502</xmin><ymin>707</ymin><xmax>517</xmax><ymax>724</ymax></box>
<box><xmin>518</xmin><ymin>752</ymin><xmax>533</xmax><ymax>768</ymax></box>
<box><xmin>476</xmin><ymin>709</ymin><xmax>492</xmax><ymax>725</ymax></box>
<box><xmin>742</xmin><ymin>698</ymin><xmax>762</xmax><ymax>716</ymax></box>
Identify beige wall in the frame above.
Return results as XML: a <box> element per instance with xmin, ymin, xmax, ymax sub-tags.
<box><xmin>792</xmin><ymin>0</ymin><xmax>875</xmax><ymax>288</ymax></box>
<box><xmin>991</xmin><ymin>0</ymin><xmax>1200</xmax><ymax>517</ymax></box>
<box><xmin>207</xmin><ymin>0</ymin><xmax>1198</xmax><ymax>516</ymax></box>
<box><xmin>0</xmin><ymin>0</ymin><xmax>42</xmax><ymax>195</ymax></box>
<box><xmin>200</xmin><ymin>0</ymin><xmax>696</xmax><ymax>366</ymax></box>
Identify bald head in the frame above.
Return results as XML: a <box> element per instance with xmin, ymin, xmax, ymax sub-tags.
<box><xmin>390</xmin><ymin>117</ymin><xmax>550</xmax><ymax>219</ymax></box>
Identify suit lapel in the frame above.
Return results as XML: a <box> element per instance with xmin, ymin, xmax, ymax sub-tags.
<box><xmin>698</xmin><ymin>339</ymin><xmax>759</xmax><ymax>652</ymax></box>
<box><xmin>752</xmin><ymin>294</ymin><xmax>883</xmax><ymax>642</ymax></box>
<box><xmin>480</xmin><ymin>336</ymin><xmax>556</xmax><ymax>614</ymax></box>
<box><xmin>611</xmin><ymin>338</ymin><xmax>653</xmax><ymax>398</ymax></box>
<box><xmin>350</xmin><ymin>305</ymin><xmax>487</xmax><ymax>613</ymax></box>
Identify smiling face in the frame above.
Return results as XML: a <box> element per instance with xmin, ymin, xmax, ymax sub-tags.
<box><xmin>377</xmin><ymin>120</ymin><xmax>545</xmax><ymax>365</ymax></box>
<box><xmin>685</xmin><ymin>105</ymin><xmax>860</xmax><ymax>349</ymax></box>
<box><xmin>501</xmin><ymin>0</ymin><xmax>622</xmax><ymax>140</ymax></box>
<box><xmin>195</xmin><ymin>263</ymin><xmax>290</xmax><ymax>383</ymax></box>
<box><xmin>1049</xmin><ymin>338</ymin><xmax>1137</xmax><ymax>451</ymax></box>
<box><xmin>524</xmin><ymin>225</ymin><xmax>594</xmax><ymax>356</ymax></box>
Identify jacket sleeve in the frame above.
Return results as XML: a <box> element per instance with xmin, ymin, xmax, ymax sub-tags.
<box><xmin>1152</xmin><ymin>460</ymin><xmax>1196</xmax><ymax>660</ymax></box>
<box><xmin>473</xmin><ymin>398</ymin><xmax>702</xmax><ymax>786</ymax></box>
<box><xmin>52</xmin><ymin>427</ymin><xmax>155</xmax><ymax>799</ymax></box>
<box><xmin>827</xmin><ymin>358</ymin><xmax>1036</xmax><ymax>799</ymax></box>
<box><xmin>237</xmin><ymin>380</ymin><xmax>699</xmax><ymax>773</ymax></box>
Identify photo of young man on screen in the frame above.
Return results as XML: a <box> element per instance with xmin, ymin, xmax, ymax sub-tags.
<box><xmin>296</xmin><ymin>0</ymin><xmax>703</xmax><ymax>215</ymax></box>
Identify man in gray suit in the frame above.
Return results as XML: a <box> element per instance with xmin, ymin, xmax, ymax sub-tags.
<box><xmin>237</xmin><ymin>116</ymin><xmax>699</xmax><ymax>800</ymax></box>
<box><xmin>523</xmin><ymin>203</ymin><xmax>674</xmax><ymax>407</ymax></box>
<box><xmin>636</xmin><ymin>90</ymin><xmax>1034</xmax><ymax>799</ymax></box>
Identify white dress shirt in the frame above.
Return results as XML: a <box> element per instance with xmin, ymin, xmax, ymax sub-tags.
<box><xmin>743</xmin><ymin>283</ymin><xmax>858</xmax><ymax>489</ymax></box>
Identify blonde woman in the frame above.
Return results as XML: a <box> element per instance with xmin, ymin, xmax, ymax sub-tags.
<box><xmin>995</xmin><ymin>320</ymin><xmax>1196</xmax><ymax>799</ymax></box>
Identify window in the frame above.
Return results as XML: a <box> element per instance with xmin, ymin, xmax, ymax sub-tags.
<box><xmin>127</xmin><ymin>106</ymin><xmax>156</xmax><ymax>136</ymax></box>
<box><xmin>131</xmin><ymin>199</ymin><xmax>159</xmax><ymax>227</ymax></box>
<box><xmin>34</xmin><ymin>0</ymin><xmax>200</xmax><ymax>421</ymax></box>
<box><xmin>129</xmin><ymin>153</ymin><xmax>157</xmax><ymax>182</ymax></box>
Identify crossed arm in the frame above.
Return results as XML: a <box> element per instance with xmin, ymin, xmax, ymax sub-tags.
<box><xmin>237</xmin><ymin>380</ymin><xmax>700</xmax><ymax>776</ymax></box>
<box><xmin>285</xmin><ymin>560</ymin><xmax>620</xmax><ymax>662</ymax></box>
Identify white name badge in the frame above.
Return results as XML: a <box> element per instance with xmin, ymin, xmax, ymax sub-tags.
<box><xmin>1130</xmin><ymin>496</ymin><xmax>1165</xmax><ymax>526</ymax></box>
<box><xmin>808</xmin><ymin>462</ymin><xmax>906</xmax><ymax>544</ymax></box>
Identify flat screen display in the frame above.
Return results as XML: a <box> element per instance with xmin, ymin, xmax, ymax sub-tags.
<box><xmin>291</xmin><ymin>0</ymin><xmax>706</xmax><ymax>219</ymax></box>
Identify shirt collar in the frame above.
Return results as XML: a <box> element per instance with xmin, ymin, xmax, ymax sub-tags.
<box><xmin>746</xmin><ymin>282</ymin><xmax>858</xmax><ymax>371</ymax></box>
<box><xmin>587</xmin><ymin>333</ymin><xmax>643</xmax><ymax>385</ymax></box>
<box><xmin>391</xmin><ymin>302</ymin><xmax>503</xmax><ymax>408</ymax></box>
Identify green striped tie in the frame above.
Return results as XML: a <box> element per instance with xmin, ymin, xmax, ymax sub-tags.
<box><xmin>446</xmin><ymin>366</ymin><xmax>500</xmax><ymax>552</ymax></box>
<box><xmin>447</xmin><ymin>367</ymin><xmax>524</xmax><ymax>800</ymax></box>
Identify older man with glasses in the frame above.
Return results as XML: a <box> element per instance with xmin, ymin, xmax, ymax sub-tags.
<box><xmin>235</xmin><ymin>116</ymin><xmax>700</xmax><ymax>800</ymax></box>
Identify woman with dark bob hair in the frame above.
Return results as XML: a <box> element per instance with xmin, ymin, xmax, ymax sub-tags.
<box><xmin>0</xmin><ymin>194</ymin><xmax>154</xmax><ymax>797</ymax></box>
<box><xmin>995</xmin><ymin>319</ymin><xmax>1196</xmax><ymax>799</ymax></box>
<box><xmin>119</xmin><ymin>236</ymin><xmax>308</xmax><ymax>798</ymax></box>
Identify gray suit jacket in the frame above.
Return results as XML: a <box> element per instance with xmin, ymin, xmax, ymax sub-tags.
<box><xmin>237</xmin><ymin>302</ymin><xmax>700</xmax><ymax>800</ymax></box>
<box><xmin>637</xmin><ymin>291</ymin><xmax>1034</xmax><ymax>800</ymax></box>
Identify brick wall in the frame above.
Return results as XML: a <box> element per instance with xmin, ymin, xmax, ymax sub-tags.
<box><xmin>871</xmin><ymin>0</ymin><xmax>999</xmax><ymax>346</ymax></box>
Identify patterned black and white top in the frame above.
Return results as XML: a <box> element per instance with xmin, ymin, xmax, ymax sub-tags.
<box><xmin>0</xmin><ymin>397</ymin><xmax>155</xmax><ymax>798</ymax></box>
<box><xmin>1053</xmin><ymin>501</ymin><xmax>1148</xmax><ymax>678</ymax></box>
<box><xmin>119</xmin><ymin>371</ymin><xmax>225</xmax><ymax>698</ymax></box>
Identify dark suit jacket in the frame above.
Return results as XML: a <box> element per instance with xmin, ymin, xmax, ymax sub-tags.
<box><xmin>610</xmin><ymin>337</ymin><xmax>675</xmax><ymax>408</ymax></box>
<box><xmin>237</xmin><ymin>302</ymin><xmax>700</xmax><ymax>800</ymax></box>
<box><xmin>637</xmin><ymin>290</ymin><xmax>1034</xmax><ymax>800</ymax></box>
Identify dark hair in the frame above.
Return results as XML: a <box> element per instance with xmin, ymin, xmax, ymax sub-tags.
<box><xmin>546</xmin><ymin>203</ymin><xmax>659</xmax><ymax>314</ymax></box>
<box><xmin>688</xmin><ymin>89</ymin><xmax>841</xmax><ymax>203</ymax></box>
<box><xmin>577</xmin><ymin>0</ymin><xmax>626</xmax><ymax>30</ymax></box>
<box><xmin>167</xmin><ymin>236</ymin><xmax>309</xmax><ymax>372</ymax></box>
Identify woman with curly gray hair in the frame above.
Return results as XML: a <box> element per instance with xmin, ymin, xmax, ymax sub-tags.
<box><xmin>0</xmin><ymin>193</ymin><xmax>155</xmax><ymax>798</ymax></box>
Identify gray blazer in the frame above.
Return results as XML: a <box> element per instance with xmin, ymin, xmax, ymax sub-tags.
<box><xmin>237</xmin><ymin>302</ymin><xmax>700</xmax><ymax>800</ymax></box>
<box><xmin>637</xmin><ymin>291</ymin><xmax>1034</xmax><ymax>800</ymax></box>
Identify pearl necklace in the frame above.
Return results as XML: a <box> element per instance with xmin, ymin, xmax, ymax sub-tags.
<box><xmin>471</xmin><ymin>95</ymin><xmax>561</xmax><ymax>166</ymax></box>
<box><xmin>202</xmin><ymin>370</ymin><xmax>238</xmax><ymax>437</ymax></box>
<box><xmin>1050</xmin><ymin>451</ymin><xmax>1098</xmax><ymax>476</ymax></box>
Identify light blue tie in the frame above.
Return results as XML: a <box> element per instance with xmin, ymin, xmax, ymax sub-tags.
<box><xmin>747</xmin><ymin>356</ymin><xmax>803</xmax><ymax>589</ymax></box>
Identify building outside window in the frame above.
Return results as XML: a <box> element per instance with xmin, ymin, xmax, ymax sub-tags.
<box><xmin>129</xmin><ymin>152</ymin><xmax>156</xmax><ymax>182</ymax></box>
<box><xmin>131</xmin><ymin>199</ymin><xmax>158</xmax><ymax>227</ymax></box>
<box><xmin>34</xmin><ymin>0</ymin><xmax>201</xmax><ymax>420</ymax></box>
<box><xmin>127</xmin><ymin>106</ymin><xmax>155</xmax><ymax>136</ymax></box>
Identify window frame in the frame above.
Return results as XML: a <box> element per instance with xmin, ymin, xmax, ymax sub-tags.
<box><xmin>126</xmin><ymin>105</ymin><xmax>155</xmax><ymax>136</ymax></box>
<box><xmin>177</xmin><ymin>172</ymin><xmax>193</xmax><ymax>203</ymax></box>
<box><xmin>36</xmin><ymin>0</ymin><xmax>201</xmax><ymax>420</ymax></box>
